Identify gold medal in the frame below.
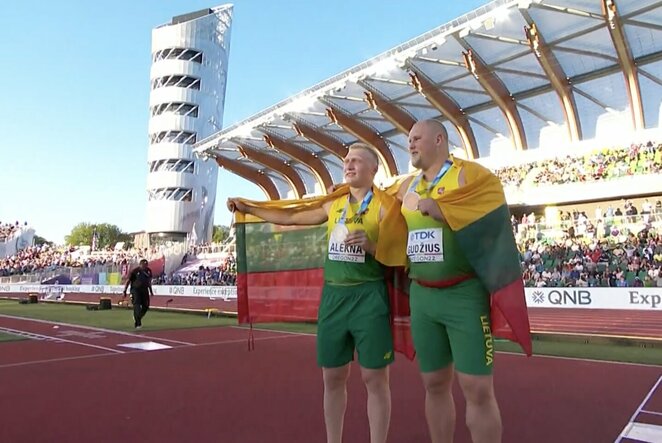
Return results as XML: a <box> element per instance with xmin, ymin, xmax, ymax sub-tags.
<box><xmin>331</xmin><ymin>224</ymin><xmax>349</xmax><ymax>243</ymax></box>
<box><xmin>403</xmin><ymin>192</ymin><xmax>420</xmax><ymax>211</ymax></box>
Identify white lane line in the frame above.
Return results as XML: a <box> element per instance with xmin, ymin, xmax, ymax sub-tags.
<box><xmin>0</xmin><ymin>326</ymin><xmax>57</xmax><ymax>341</ymax></box>
<box><xmin>616</xmin><ymin>375</ymin><xmax>662</xmax><ymax>443</ymax></box>
<box><xmin>0</xmin><ymin>332</ymin><xmax>306</xmax><ymax>370</ymax></box>
<box><xmin>0</xmin><ymin>326</ymin><xmax>123</xmax><ymax>354</ymax></box>
<box><xmin>0</xmin><ymin>313</ymin><xmax>193</xmax><ymax>345</ymax></box>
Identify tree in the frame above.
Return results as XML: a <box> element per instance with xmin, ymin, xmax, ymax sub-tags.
<box><xmin>212</xmin><ymin>225</ymin><xmax>230</xmax><ymax>243</ymax></box>
<box><xmin>65</xmin><ymin>223</ymin><xmax>131</xmax><ymax>249</ymax></box>
<box><xmin>33</xmin><ymin>235</ymin><xmax>52</xmax><ymax>246</ymax></box>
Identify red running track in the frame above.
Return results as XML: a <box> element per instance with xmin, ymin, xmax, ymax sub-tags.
<box><xmin>528</xmin><ymin>308</ymin><xmax>662</xmax><ymax>340</ymax></box>
<box><xmin>0</xmin><ymin>315</ymin><xmax>660</xmax><ymax>443</ymax></box>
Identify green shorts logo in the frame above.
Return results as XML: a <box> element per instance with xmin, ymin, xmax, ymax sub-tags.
<box><xmin>480</xmin><ymin>315</ymin><xmax>494</xmax><ymax>366</ymax></box>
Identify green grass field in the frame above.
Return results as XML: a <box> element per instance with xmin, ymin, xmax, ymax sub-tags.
<box><xmin>0</xmin><ymin>331</ymin><xmax>26</xmax><ymax>342</ymax></box>
<box><xmin>0</xmin><ymin>299</ymin><xmax>660</xmax><ymax>365</ymax></box>
<box><xmin>0</xmin><ymin>299</ymin><xmax>236</xmax><ymax>332</ymax></box>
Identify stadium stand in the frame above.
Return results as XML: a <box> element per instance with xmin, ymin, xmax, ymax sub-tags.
<box><xmin>2</xmin><ymin>138</ymin><xmax>659</xmax><ymax>289</ymax></box>
<box><xmin>494</xmin><ymin>141</ymin><xmax>661</xmax><ymax>188</ymax></box>
<box><xmin>516</xmin><ymin>198</ymin><xmax>662</xmax><ymax>288</ymax></box>
<box><xmin>153</xmin><ymin>253</ymin><xmax>236</xmax><ymax>286</ymax></box>
<box><xmin>0</xmin><ymin>235</ymin><xmax>239</xmax><ymax>287</ymax></box>
<box><xmin>0</xmin><ymin>221</ymin><xmax>27</xmax><ymax>242</ymax></box>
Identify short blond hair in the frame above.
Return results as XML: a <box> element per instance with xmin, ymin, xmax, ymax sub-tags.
<box><xmin>347</xmin><ymin>142</ymin><xmax>380</xmax><ymax>166</ymax></box>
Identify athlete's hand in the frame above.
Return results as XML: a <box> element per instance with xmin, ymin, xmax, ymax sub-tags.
<box><xmin>344</xmin><ymin>230</ymin><xmax>376</xmax><ymax>255</ymax></box>
<box><xmin>418</xmin><ymin>198</ymin><xmax>444</xmax><ymax>222</ymax></box>
<box><xmin>227</xmin><ymin>198</ymin><xmax>247</xmax><ymax>213</ymax></box>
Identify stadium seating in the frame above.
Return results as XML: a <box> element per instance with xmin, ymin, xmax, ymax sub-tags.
<box><xmin>517</xmin><ymin>206</ymin><xmax>662</xmax><ymax>288</ymax></box>
<box><xmin>3</xmin><ymin>138</ymin><xmax>660</xmax><ymax>289</ymax></box>
<box><xmin>153</xmin><ymin>252</ymin><xmax>236</xmax><ymax>286</ymax></box>
<box><xmin>0</xmin><ymin>221</ymin><xmax>26</xmax><ymax>242</ymax></box>
<box><xmin>494</xmin><ymin>141</ymin><xmax>661</xmax><ymax>188</ymax></box>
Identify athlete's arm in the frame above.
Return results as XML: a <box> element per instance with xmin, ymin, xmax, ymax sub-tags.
<box><xmin>344</xmin><ymin>230</ymin><xmax>376</xmax><ymax>256</ymax></box>
<box><xmin>227</xmin><ymin>198</ymin><xmax>330</xmax><ymax>226</ymax></box>
<box><xmin>345</xmin><ymin>201</ymin><xmax>387</xmax><ymax>256</ymax></box>
<box><xmin>419</xmin><ymin>165</ymin><xmax>465</xmax><ymax>222</ymax></box>
<box><xmin>396</xmin><ymin>176</ymin><xmax>415</xmax><ymax>201</ymax></box>
<box><xmin>418</xmin><ymin>199</ymin><xmax>446</xmax><ymax>223</ymax></box>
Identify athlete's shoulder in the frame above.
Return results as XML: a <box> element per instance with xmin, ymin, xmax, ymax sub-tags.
<box><xmin>451</xmin><ymin>157</ymin><xmax>496</xmax><ymax>184</ymax></box>
<box><xmin>385</xmin><ymin>173</ymin><xmax>416</xmax><ymax>200</ymax></box>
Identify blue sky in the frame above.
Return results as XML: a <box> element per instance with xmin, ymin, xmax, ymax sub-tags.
<box><xmin>0</xmin><ymin>0</ymin><xmax>488</xmax><ymax>243</ymax></box>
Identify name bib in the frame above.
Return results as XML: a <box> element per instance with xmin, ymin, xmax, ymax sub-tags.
<box><xmin>328</xmin><ymin>240</ymin><xmax>366</xmax><ymax>263</ymax></box>
<box><xmin>407</xmin><ymin>228</ymin><xmax>443</xmax><ymax>262</ymax></box>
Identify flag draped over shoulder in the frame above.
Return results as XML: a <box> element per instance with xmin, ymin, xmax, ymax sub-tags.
<box><xmin>234</xmin><ymin>187</ymin><xmax>415</xmax><ymax>359</ymax></box>
<box><xmin>428</xmin><ymin>157</ymin><xmax>532</xmax><ymax>356</ymax></box>
<box><xmin>235</xmin><ymin>157</ymin><xmax>532</xmax><ymax>359</ymax></box>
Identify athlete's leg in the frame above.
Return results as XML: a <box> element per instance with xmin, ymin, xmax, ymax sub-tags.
<box><xmin>360</xmin><ymin>366</ymin><xmax>390</xmax><ymax>443</ymax></box>
<box><xmin>410</xmin><ymin>281</ymin><xmax>456</xmax><ymax>443</ymax></box>
<box><xmin>457</xmin><ymin>373</ymin><xmax>501</xmax><ymax>443</ymax></box>
<box><xmin>317</xmin><ymin>283</ymin><xmax>354</xmax><ymax>443</ymax></box>
<box><xmin>350</xmin><ymin>281</ymin><xmax>393</xmax><ymax>443</ymax></box>
<box><xmin>444</xmin><ymin>279</ymin><xmax>499</xmax><ymax>443</ymax></box>
<box><xmin>420</xmin><ymin>365</ymin><xmax>456</xmax><ymax>443</ymax></box>
<box><xmin>322</xmin><ymin>364</ymin><xmax>351</xmax><ymax>443</ymax></box>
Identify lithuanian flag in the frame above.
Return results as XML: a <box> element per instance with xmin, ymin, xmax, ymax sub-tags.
<box><xmin>429</xmin><ymin>157</ymin><xmax>532</xmax><ymax>356</ymax></box>
<box><xmin>234</xmin><ymin>158</ymin><xmax>532</xmax><ymax>359</ymax></box>
<box><xmin>233</xmin><ymin>187</ymin><xmax>415</xmax><ymax>359</ymax></box>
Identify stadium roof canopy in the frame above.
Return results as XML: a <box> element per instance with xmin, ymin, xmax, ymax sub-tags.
<box><xmin>194</xmin><ymin>0</ymin><xmax>662</xmax><ymax>199</ymax></box>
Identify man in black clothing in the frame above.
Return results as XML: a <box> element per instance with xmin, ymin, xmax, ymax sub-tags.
<box><xmin>122</xmin><ymin>259</ymin><xmax>154</xmax><ymax>328</ymax></box>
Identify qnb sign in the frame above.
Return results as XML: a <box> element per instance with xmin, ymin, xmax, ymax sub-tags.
<box><xmin>629</xmin><ymin>291</ymin><xmax>661</xmax><ymax>309</ymax></box>
<box><xmin>547</xmin><ymin>289</ymin><xmax>592</xmax><ymax>306</ymax></box>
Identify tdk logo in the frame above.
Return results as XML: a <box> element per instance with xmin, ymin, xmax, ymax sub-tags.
<box><xmin>409</xmin><ymin>230</ymin><xmax>437</xmax><ymax>241</ymax></box>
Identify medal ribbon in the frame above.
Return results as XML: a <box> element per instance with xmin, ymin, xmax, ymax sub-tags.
<box><xmin>338</xmin><ymin>189</ymin><xmax>373</xmax><ymax>226</ymax></box>
<box><xmin>407</xmin><ymin>160</ymin><xmax>453</xmax><ymax>197</ymax></box>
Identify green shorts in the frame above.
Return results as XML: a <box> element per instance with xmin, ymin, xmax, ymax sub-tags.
<box><xmin>410</xmin><ymin>278</ymin><xmax>494</xmax><ymax>375</ymax></box>
<box><xmin>317</xmin><ymin>280</ymin><xmax>394</xmax><ymax>369</ymax></box>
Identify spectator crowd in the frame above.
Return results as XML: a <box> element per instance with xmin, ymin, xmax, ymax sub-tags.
<box><xmin>0</xmin><ymin>244</ymin><xmax>161</xmax><ymax>278</ymax></box>
<box><xmin>517</xmin><ymin>201</ymin><xmax>662</xmax><ymax>288</ymax></box>
<box><xmin>495</xmin><ymin>141</ymin><xmax>662</xmax><ymax>188</ymax></box>
<box><xmin>153</xmin><ymin>252</ymin><xmax>237</xmax><ymax>286</ymax></box>
<box><xmin>0</xmin><ymin>221</ymin><xmax>28</xmax><ymax>242</ymax></box>
<box><xmin>3</xmin><ymin>140</ymin><xmax>661</xmax><ymax>288</ymax></box>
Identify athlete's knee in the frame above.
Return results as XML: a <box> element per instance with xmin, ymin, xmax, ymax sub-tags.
<box><xmin>323</xmin><ymin>365</ymin><xmax>350</xmax><ymax>390</ymax></box>
<box><xmin>421</xmin><ymin>366</ymin><xmax>454</xmax><ymax>395</ymax></box>
<box><xmin>457</xmin><ymin>373</ymin><xmax>496</xmax><ymax>406</ymax></box>
<box><xmin>360</xmin><ymin>366</ymin><xmax>389</xmax><ymax>392</ymax></box>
